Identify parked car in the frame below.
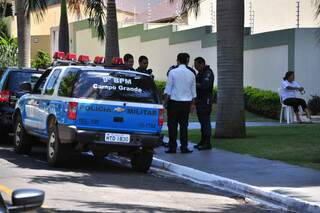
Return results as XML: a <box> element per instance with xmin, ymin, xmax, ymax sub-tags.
<box><xmin>0</xmin><ymin>188</ymin><xmax>44</xmax><ymax>213</ymax></box>
<box><xmin>0</xmin><ymin>68</ymin><xmax>44</xmax><ymax>141</ymax></box>
<box><xmin>14</xmin><ymin>66</ymin><xmax>164</xmax><ymax>172</ymax></box>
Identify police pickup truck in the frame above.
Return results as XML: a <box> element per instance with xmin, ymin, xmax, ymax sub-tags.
<box><xmin>14</xmin><ymin>66</ymin><xmax>164</xmax><ymax>172</ymax></box>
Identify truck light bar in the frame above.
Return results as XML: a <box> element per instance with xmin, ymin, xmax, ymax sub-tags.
<box><xmin>78</xmin><ymin>55</ymin><xmax>90</xmax><ymax>63</ymax></box>
<box><xmin>53</xmin><ymin>51</ymin><xmax>65</xmax><ymax>60</ymax></box>
<box><xmin>112</xmin><ymin>57</ymin><xmax>124</xmax><ymax>65</ymax></box>
<box><xmin>65</xmin><ymin>53</ymin><xmax>77</xmax><ymax>61</ymax></box>
<box><xmin>94</xmin><ymin>56</ymin><xmax>104</xmax><ymax>64</ymax></box>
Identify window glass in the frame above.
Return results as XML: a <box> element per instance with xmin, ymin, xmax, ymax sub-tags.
<box><xmin>8</xmin><ymin>72</ymin><xmax>42</xmax><ymax>92</ymax></box>
<box><xmin>58</xmin><ymin>69</ymin><xmax>79</xmax><ymax>97</ymax></box>
<box><xmin>72</xmin><ymin>70</ymin><xmax>159</xmax><ymax>103</ymax></box>
<box><xmin>44</xmin><ymin>69</ymin><xmax>61</xmax><ymax>95</ymax></box>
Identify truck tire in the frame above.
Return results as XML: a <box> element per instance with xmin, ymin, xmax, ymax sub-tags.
<box><xmin>130</xmin><ymin>149</ymin><xmax>154</xmax><ymax>173</ymax></box>
<box><xmin>47</xmin><ymin>124</ymin><xmax>71</xmax><ymax>167</ymax></box>
<box><xmin>13</xmin><ymin>114</ymin><xmax>32</xmax><ymax>154</ymax></box>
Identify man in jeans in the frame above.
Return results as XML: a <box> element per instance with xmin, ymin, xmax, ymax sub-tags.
<box><xmin>164</xmin><ymin>53</ymin><xmax>196</xmax><ymax>154</ymax></box>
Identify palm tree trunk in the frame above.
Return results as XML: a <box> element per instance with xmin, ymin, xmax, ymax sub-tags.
<box><xmin>215</xmin><ymin>0</ymin><xmax>246</xmax><ymax>138</ymax></box>
<box><xmin>105</xmin><ymin>0</ymin><xmax>119</xmax><ymax>65</ymax></box>
<box><xmin>59</xmin><ymin>0</ymin><xmax>69</xmax><ymax>53</ymax></box>
<box><xmin>16</xmin><ymin>0</ymin><xmax>31</xmax><ymax>67</ymax></box>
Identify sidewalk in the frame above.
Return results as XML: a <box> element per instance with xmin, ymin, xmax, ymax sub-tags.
<box><xmin>154</xmin><ymin>138</ymin><xmax>320</xmax><ymax>206</ymax></box>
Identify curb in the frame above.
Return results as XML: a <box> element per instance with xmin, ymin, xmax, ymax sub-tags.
<box><xmin>152</xmin><ymin>157</ymin><xmax>320</xmax><ymax>213</ymax></box>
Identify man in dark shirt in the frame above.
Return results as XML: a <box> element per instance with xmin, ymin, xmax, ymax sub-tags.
<box><xmin>194</xmin><ymin>57</ymin><xmax>214</xmax><ymax>150</ymax></box>
<box><xmin>123</xmin><ymin>53</ymin><xmax>135</xmax><ymax>71</ymax></box>
<box><xmin>136</xmin><ymin>55</ymin><xmax>154</xmax><ymax>77</ymax></box>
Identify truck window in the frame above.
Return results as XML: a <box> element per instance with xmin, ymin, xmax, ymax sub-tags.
<box><xmin>58</xmin><ymin>69</ymin><xmax>79</xmax><ymax>97</ymax></box>
<box><xmin>44</xmin><ymin>69</ymin><xmax>61</xmax><ymax>95</ymax></box>
<box><xmin>72</xmin><ymin>71</ymin><xmax>160</xmax><ymax>104</ymax></box>
<box><xmin>7</xmin><ymin>71</ymin><xmax>42</xmax><ymax>92</ymax></box>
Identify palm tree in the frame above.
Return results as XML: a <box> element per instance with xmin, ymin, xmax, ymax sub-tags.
<box><xmin>173</xmin><ymin>0</ymin><xmax>246</xmax><ymax>138</ymax></box>
<box><xmin>104</xmin><ymin>0</ymin><xmax>119</xmax><ymax>65</ymax></box>
<box><xmin>16</xmin><ymin>0</ymin><xmax>47</xmax><ymax>67</ymax></box>
<box><xmin>59</xmin><ymin>0</ymin><xmax>69</xmax><ymax>53</ymax></box>
<box><xmin>65</xmin><ymin>0</ymin><xmax>119</xmax><ymax>65</ymax></box>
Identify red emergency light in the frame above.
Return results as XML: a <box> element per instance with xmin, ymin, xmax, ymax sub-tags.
<box><xmin>112</xmin><ymin>57</ymin><xmax>124</xmax><ymax>65</ymax></box>
<box><xmin>78</xmin><ymin>55</ymin><xmax>90</xmax><ymax>63</ymax></box>
<box><xmin>65</xmin><ymin>53</ymin><xmax>77</xmax><ymax>61</ymax></box>
<box><xmin>94</xmin><ymin>56</ymin><xmax>104</xmax><ymax>64</ymax></box>
<box><xmin>53</xmin><ymin>51</ymin><xmax>65</xmax><ymax>60</ymax></box>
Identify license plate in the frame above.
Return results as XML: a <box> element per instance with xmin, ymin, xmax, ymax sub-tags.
<box><xmin>105</xmin><ymin>133</ymin><xmax>130</xmax><ymax>143</ymax></box>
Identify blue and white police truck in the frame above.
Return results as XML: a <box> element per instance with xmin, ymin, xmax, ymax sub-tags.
<box><xmin>14</xmin><ymin>61</ymin><xmax>164</xmax><ymax>172</ymax></box>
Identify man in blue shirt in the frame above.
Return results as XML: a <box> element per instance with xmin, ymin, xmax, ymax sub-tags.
<box><xmin>164</xmin><ymin>53</ymin><xmax>196</xmax><ymax>154</ymax></box>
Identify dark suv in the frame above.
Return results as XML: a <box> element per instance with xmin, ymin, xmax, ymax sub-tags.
<box><xmin>0</xmin><ymin>68</ymin><xmax>43</xmax><ymax>140</ymax></box>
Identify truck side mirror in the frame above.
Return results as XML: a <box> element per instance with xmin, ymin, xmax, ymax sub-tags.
<box><xmin>9</xmin><ymin>189</ymin><xmax>45</xmax><ymax>212</ymax></box>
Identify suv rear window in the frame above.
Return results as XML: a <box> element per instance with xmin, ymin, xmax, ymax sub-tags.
<box><xmin>8</xmin><ymin>71</ymin><xmax>42</xmax><ymax>91</ymax></box>
<box><xmin>72</xmin><ymin>71</ymin><xmax>160</xmax><ymax>104</ymax></box>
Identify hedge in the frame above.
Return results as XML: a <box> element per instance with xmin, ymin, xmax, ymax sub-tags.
<box><xmin>244</xmin><ymin>87</ymin><xmax>280</xmax><ymax>119</ymax></box>
<box><xmin>155</xmin><ymin>81</ymin><xmax>280</xmax><ymax>119</ymax></box>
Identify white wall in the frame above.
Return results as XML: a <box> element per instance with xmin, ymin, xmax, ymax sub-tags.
<box><xmin>75</xmin><ymin>27</ymin><xmax>290</xmax><ymax>96</ymax></box>
<box><xmin>186</xmin><ymin>0</ymin><xmax>319</xmax><ymax>34</ymax></box>
<box><xmin>294</xmin><ymin>29</ymin><xmax>320</xmax><ymax>99</ymax></box>
<box><xmin>244</xmin><ymin>45</ymin><xmax>289</xmax><ymax>91</ymax></box>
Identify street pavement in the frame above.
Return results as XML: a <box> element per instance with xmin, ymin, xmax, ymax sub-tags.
<box><xmin>156</xmin><ymin>137</ymin><xmax>320</xmax><ymax>205</ymax></box>
<box><xmin>0</xmin><ymin>145</ymin><xmax>278</xmax><ymax>213</ymax></box>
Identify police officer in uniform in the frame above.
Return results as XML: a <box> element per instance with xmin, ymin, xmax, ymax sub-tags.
<box><xmin>193</xmin><ymin>57</ymin><xmax>214</xmax><ymax>150</ymax></box>
<box><xmin>136</xmin><ymin>55</ymin><xmax>154</xmax><ymax>78</ymax></box>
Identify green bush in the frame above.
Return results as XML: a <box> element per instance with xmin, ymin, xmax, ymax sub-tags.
<box><xmin>308</xmin><ymin>95</ymin><xmax>320</xmax><ymax>115</ymax></box>
<box><xmin>31</xmin><ymin>51</ymin><xmax>51</xmax><ymax>69</ymax></box>
<box><xmin>0</xmin><ymin>34</ymin><xmax>17</xmax><ymax>68</ymax></box>
<box><xmin>244</xmin><ymin>87</ymin><xmax>280</xmax><ymax>119</ymax></box>
<box><xmin>155</xmin><ymin>81</ymin><xmax>279</xmax><ymax>119</ymax></box>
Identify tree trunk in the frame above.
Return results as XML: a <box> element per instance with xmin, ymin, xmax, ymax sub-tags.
<box><xmin>105</xmin><ymin>0</ymin><xmax>119</xmax><ymax>65</ymax></box>
<box><xmin>215</xmin><ymin>0</ymin><xmax>246</xmax><ymax>138</ymax></box>
<box><xmin>59</xmin><ymin>0</ymin><xmax>69</xmax><ymax>53</ymax></box>
<box><xmin>16</xmin><ymin>0</ymin><xmax>31</xmax><ymax>67</ymax></box>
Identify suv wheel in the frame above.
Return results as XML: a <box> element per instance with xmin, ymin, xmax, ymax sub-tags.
<box><xmin>14</xmin><ymin>115</ymin><xmax>32</xmax><ymax>154</ymax></box>
<box><xmin>130</xmin><ymin>149</ymin><xmax>154</xmax><ymax>173</ymax></box>
<box><xmin>47</xmin><ymin>124</ymin><xmax>71</xmax><ymax>167</ymax></box>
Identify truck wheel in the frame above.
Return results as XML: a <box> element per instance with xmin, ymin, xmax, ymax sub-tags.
<box><xmin>130</xmin><ymin>149</ymin><xmax>154</xmax><ymax>173</ymax></box>
<box><xmin>14</xmin><ymin>114</ymin><xmax>32</xmax><ymax>154</ymax></box>
<box><xmin>47</xmin><ymin>124</ymin><xmax>71</xmax><ymax>167</ymax></box>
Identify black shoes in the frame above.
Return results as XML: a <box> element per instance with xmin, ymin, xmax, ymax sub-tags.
<box><xmin>193</xmin><ymin>143</ymin><xmax>202</xmax><ymax>149</ymax></box>
<box><xmin>196</xmin><ymin>144</ymin><xmax>212</xmax><ymax>150</ymax></box>
<box><xmin>165</xmin><ymin>149</ymin><xmax>176</xmax><ymax>154</ymax></box>
<box><xmin>180</xmin><ymin>148</ymin><xmax>193</xmax><ymax>154</ymax></box>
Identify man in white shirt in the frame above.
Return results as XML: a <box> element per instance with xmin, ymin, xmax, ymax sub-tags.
<box><xmin>280</xmin><ymin>71</ymin><xmax>312</xmax><ymax>122</ymax></box>
<box><xmin>164</xmin><ymin>53</ymin><xmax>196</xmax><ymax>153</ymax></box>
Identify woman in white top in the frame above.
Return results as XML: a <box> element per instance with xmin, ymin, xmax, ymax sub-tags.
<box><xmin>281</xmin><ymin>71</ymin><xmax>311</xmax><ymax>123</ymax></box>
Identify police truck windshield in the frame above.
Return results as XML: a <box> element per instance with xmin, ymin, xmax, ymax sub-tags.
<box><xmin>72</xmin><ymin>71</ymin><xmax>160</xmax><ymax>104</ymax></box>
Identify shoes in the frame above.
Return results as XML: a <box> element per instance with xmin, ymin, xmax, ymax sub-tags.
<box><xmin>162</xmin><ymin>142</ymin><xmax>169</xmax><ymax>148</ymax></box>
<box><xmin>165</xmin><ymin>149</ymin><xmax>176</xmax><ymax>154</ymax></box>
<box><xmin>193</xmin><ymin>143</ymin><xmax>202</xmax><ymax>149</ymax></box>
<box><xmin>197</xmin><ymin>144</ymin><xmax>212</xmax><ymax>150</ymax></box>
<box><xmin>180</xmin><ymin>148</ymin><xmax>193</xmax><ymax>154</ymax></box>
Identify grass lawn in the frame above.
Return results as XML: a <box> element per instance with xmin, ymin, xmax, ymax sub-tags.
<box><xmin>164</xmin><ymin>104</ymin><xmax>276</xmax><ymax>122</ymax></box>
<box><xmin>164</xmin><ymin>124</ymin><xmax>320</xmax><ymax>170</ymax></box>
